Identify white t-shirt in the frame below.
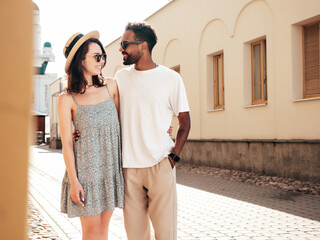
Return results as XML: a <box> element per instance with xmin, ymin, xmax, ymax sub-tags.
<box><xmin>115</xmin><ymin>65</ymin><xmax>190</xmax><ymax>168</ymax></box>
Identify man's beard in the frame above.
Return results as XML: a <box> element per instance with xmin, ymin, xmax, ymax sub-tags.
<box><xmin>123</xmin><ymin>51</ymin><xmax>142</xmax><ymax>65</ymax></box>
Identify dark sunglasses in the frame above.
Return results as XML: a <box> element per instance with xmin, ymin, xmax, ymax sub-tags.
<box><xmin>94</xmin><ymin>53</ymin><xmax>107</xmax><ymax>62</ymax></box>
<box><xmin>120</xmin><ymin>41</ymin><xmax>143</xmax><ymax>50</ymax></box>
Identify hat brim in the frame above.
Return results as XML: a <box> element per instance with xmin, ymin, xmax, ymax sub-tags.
<box><xmin>64</xmin><ymin>31</ymin><xmax>100</xmax><ymax>73</ymax></box>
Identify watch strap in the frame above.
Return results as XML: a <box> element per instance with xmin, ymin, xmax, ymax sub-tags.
<box><xmin>168</xmin><ymin>153</ymin><xmax>180</xmax><ymax>163</ymax></box>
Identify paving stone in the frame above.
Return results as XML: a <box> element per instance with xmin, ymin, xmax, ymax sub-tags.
<box><xmin>27</xmin><ymin>199</ymin><xmax>62</xmax><ymax>240</ymax></box>
<box><xmin>28</xmin><ymin>145</ymin><xmax>320</xmax><ymax>240</ymax></box>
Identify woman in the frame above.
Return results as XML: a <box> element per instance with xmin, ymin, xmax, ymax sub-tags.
<box><xmin>58</xmin><ymin>31</ymin><xmax>124</xmax><ymax>240</ymax></box>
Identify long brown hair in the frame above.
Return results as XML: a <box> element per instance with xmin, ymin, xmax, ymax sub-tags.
<box><xmin>66</xmin><ymin>38</ymin><xmax>106</xmax><ymax>94</ymax></box>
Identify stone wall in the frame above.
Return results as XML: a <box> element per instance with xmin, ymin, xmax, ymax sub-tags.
<box><xmin>181</xmin><ymin>140</ymin><xmax>320</xmax><ymax>182</ymax></box>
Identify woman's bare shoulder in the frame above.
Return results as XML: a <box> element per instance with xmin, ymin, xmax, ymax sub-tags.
<box><xmin>105</xmin><ymin>77</ymin><xmax>118</xmax><ymax>89</ymax></box>
<box><xmin>58</xmin><ymin>91</ymin><xmax>74</xmax><ymax>105</ymax></box>
<box><xmin>105</xmin><ymin>77</ymin><xmax>116</xmax><ymax>84</ymax></box>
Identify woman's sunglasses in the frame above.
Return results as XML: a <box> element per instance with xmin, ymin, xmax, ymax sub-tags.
<box><xmin>119</xmin><ymin>41</ymin><xmax>143</xmax><ymax>50</ymax></box>
<box><xmin>94</xmin><ymin>53</ymin><xmax>107</xmax><ymax>62</ymax></box>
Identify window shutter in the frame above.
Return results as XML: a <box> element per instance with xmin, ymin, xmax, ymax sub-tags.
<box><xmin>304</xmin><ymin>23</ymin><xmax>320</xmax><ymax>97</ymax></box>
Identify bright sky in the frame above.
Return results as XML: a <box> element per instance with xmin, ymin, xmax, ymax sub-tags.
<box><xmin>33</xmin><ymin>0</ymin><xmax>170</xmax><ymax>77</ymax></box>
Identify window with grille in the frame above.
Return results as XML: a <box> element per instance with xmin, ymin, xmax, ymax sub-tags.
<box><xmin>213</xmin><ymin>53</ymin><xmax>224</xmax><ymax>109</ymax></box>
<box><xmin>251</xmin><ymin>39</ymin><xmax>267</xmax><ymax>104</ymax></box>
<box><xmin>303</xmin><ymin>21</ymin><xmax>320</xmax><ymax>98</ymax></box>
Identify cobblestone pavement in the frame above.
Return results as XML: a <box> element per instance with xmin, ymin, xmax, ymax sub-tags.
<box><xmin>28</xmin><ymin>145</ymin><xmax>320</xmax><ymax>239</ymax></box>
<box><xmin>28</xmin><ymin>199</ymin><xmax>61</xmax><ymax>240</ymax></box>
<box><xmin>176</xmin><ymin>164</ymin><xmax>320</xmax><ymax>196</ymax></box>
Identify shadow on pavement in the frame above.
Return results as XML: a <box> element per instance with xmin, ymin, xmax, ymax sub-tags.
<box><xmin>176</xmin><ymin>170</ymin><xmax>320</xmax><ymax>222</ymax></box>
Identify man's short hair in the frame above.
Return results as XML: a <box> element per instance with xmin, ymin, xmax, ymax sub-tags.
<box><xmin>125</xmin><ymin>22</ymin><xmax>158</xmax><ymax>53</ymax></box>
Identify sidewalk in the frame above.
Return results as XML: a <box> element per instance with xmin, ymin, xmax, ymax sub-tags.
<box><xmin>28</xmin><ymin>145</ymin><xmax>320</xmax><ymax>240</ymax></box>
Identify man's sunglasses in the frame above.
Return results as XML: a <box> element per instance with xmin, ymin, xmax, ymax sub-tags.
<box><xmin>120</xmin><ymin>41</ymin><xmax>143</xmax><ymax>50</ymax></box>
<box><xmin>94</xmin><ymin>53</ymin><xmax>107</xmax><ymax>62</ymax></box>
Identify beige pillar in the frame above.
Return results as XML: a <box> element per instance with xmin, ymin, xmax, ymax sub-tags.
<box><xmin>0</xmin><ymin>0</ymin><xmax>33</xmax><ymax>239</ymax></box>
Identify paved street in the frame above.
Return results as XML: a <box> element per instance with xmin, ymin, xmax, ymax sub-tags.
<box><xmin>28</xmin><ymin>145</ymin><xmax>320</xmax><ymax>240</ymax></box>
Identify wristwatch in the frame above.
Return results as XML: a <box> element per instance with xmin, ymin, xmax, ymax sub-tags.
<box><xmin>168</xmin><ymin>153</ymin><xmax>180</xmax><ymax>163</ymax></box>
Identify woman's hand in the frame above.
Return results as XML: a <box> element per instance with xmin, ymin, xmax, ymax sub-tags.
<box><xmin>70</xmin><ymin>180</ymin><xmax>85</xmax><ymax>206</ymax></box>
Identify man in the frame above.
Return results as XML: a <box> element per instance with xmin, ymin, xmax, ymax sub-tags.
<box><xmin>115</xmin><ymin>22</ymin><xmax>190</xmax><ymax>240</ymax></box>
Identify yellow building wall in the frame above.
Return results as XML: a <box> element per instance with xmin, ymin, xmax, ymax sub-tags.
<box><xmin>0</xmin><ymin>0</ymin><xmax>33</xmax><ymax>239</ymax></box>
<box><xmin>103</xmin><ymin>0</ymin><xmax>320</xmax><ymax>141</ymax></box>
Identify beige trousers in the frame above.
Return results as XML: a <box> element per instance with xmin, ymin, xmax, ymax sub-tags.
<box><xmin>123</xmin><ymin>157</ymin><xmax>177</xmax><ymax>240</ymax></box>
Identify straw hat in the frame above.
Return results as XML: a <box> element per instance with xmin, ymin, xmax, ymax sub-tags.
<box><xmin>63</xmin><ymin>31</ymin><xmax>100</xmax><ymax>72</ymax></box>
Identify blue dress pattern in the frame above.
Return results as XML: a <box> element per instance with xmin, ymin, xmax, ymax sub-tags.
<box><xmin>61</xmin><ymin>85</ymin><xmax>124</xmax><ymax>218</ymax></box>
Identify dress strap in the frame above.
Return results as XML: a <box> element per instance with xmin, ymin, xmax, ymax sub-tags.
<box><xmin>70</xmin><ymin>93</ymin><xmax>80</xmax><ymax>106</ymax></box>
<box><xmin>106</xmin><ymin>84</ymin><xmax>112</xmax><ymax>98</ymax></box>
